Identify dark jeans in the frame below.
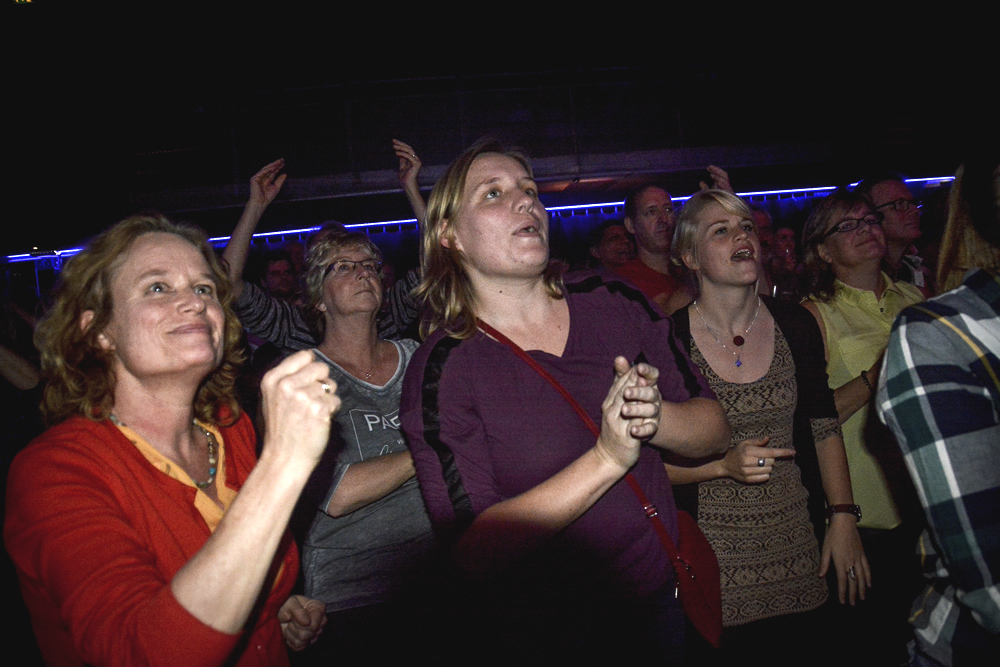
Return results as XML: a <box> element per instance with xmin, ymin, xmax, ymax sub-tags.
<box><xmin>824</xmin><ymin>524</ymin><xmax>924</xmax><ymax>667</ymax></box>
<box><xmin>684</xmin><ymin>605</ymin><xmax>832</xmax><ymax>667</ymax></box>
<box><xmin>291</xmin><ymin>581</ymin><xmax>686</xmax><ymax>664</ymax></box>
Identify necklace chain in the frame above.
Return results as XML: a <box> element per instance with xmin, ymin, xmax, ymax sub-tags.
<box><xmin>330</xmin><ymin>342</ymin><xmax>382</xmax><ymax>382</ymax></box>
<box><xmin>193</xmin><ymin>423</ymin><xmax>219</xmax><ymax>490</ymax></box>
<box><xmin>109</xmin><ymin>414</ymin><xmax>218</xmax><ymax>489</ymax></box>
<box><xmin>692</xmin><ymin>296</ymin><xmax>762</xmax><ymax>368</ymax></box>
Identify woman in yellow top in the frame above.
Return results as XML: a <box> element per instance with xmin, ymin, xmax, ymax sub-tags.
<box><xmin>801</xmin><ymin>187</ymin><xmax>923</xmax><ymax>665</ymax></box>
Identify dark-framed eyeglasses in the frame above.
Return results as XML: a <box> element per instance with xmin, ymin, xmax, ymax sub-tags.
<box><xmin>874</xmin><ymin>198</ymin><xmax>922</xmax><ymax>213</ymax></box>
<box><xmin>823</xmin><ymin>212</ymin><xmax>884</xmax><ymax>240</ymax></box>
<box><xmin>323</xmin><ymin>259</ymin><xmax>382</xmax><ymax>279</ymax></box>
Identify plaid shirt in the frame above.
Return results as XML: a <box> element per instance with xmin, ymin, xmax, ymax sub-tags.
<box><xmin>877</xmin><ymin>269</ymin><xmax>1000</xmax><ymax>665</ymax></box>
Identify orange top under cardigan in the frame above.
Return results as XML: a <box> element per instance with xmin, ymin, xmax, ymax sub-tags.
<box><xmin>4</xmin><ymin>413</ymin><xmax>298</xmax><ymax>667</ymax></box>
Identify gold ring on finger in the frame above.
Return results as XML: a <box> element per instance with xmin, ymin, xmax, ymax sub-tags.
<box><xmin>318</xmin><ymin>380</ymin><xmax>333</xmax><ymax>395</ymax></box>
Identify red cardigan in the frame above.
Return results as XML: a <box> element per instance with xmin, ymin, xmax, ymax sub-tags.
<box><xmin>4</xmin><ymin>413</ymin><xmax>298</xmax><ymax>667</ymax></box>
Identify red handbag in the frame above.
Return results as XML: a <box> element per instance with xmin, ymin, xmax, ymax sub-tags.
<box><xmin>624</xmin><ymin>476</ymin><xmax>723</xmax><ymax>648</ymax></box>
<box><xmin>477</xmin><ymin>320</ymin><xmax>723</xmax><ymax>648</ymax></box>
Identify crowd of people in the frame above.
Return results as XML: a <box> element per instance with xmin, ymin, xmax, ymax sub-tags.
<box><xmin>2</xmin><ymin>138</ymin><xmax>996</xmax><ymax>667</ymax></box>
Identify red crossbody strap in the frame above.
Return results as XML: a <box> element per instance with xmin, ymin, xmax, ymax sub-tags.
<box><xmin>476</xmin><ymin>319</ymin><xmax>682</xmax><ymax>563</ymax></box>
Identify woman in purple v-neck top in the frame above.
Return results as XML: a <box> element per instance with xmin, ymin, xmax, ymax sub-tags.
<box><xmin>399</xmin><ymin>140</ymin><xmax>730</xmax><ymax>660</ymax></box>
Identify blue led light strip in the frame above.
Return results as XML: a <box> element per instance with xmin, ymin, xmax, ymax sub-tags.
<box><xmin>5</xmin><ymin>177</ymin><xmax>954</xmax><ymax>264</ymax></box>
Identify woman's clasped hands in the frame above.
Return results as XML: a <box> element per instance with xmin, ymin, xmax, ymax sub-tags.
<box><xmin>596</xmin><ymin>357</ymin><xmax>662</xmax><ymax>472</ymax></box>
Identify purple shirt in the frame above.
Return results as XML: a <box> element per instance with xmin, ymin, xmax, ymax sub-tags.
<box><xmin>401</xmin><ymin>273</ymin><xmax>714</xmax><ymax>599</ymax></box>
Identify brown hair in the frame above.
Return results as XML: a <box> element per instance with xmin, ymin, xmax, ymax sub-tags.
<box><xmin>34</xmin><ymin>214</ymin><xmax>245</xmax><ymax>427</ymax></box>
<box><xmin>415</xmin><ymin>138</ymin><xmax>563</xmax><ymax>339</ymax></box>
<box><xmin>624</xmin><ymin>183</ymin><xmax>672</xmax><ymax>222</ymax></box>
<box><xmin>801</xmin><ymin>188</ymin><xmax>876</xmax><ymax>302</ymax></box>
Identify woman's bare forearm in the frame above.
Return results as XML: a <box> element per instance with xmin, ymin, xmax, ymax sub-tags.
<box><xmin>651</xmin><ymin>397</ymin><xmax>731</xmax><ymax>457</ymax></box>
<box><xmin>833</xmin><ymin>358</ymin><xmax>880</xmax><ymax>425</ymax></box>
<box><xmin>172</xmin><ymin>351</ymin><xmax>335</xmax><ymax>633</ymax></box>
<box><xmin>664</xmin><ymin>460</ymin><xmax>725</xmax><ymax>485</ymax></box>
<box><xmin>171</xmin><ymin>448</ymin><xmax>314</xmax><ymax>633</ymax></box>
<box><xmin>325</xmin><ymin>451</ymin><xmax>415</xmax><ymax>517</ymax></box>
<box><xmin>815</xmin><ymin>434</ymin><xmax>855</xmax><ymax>505</ymax></box>
<box><xmin>221</xmin><ymin>202</ymin><xmax>266</xmax><ymax>301</ymax></box>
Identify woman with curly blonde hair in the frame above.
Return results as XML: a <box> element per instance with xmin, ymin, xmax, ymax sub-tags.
<box><xmin>35</xmin><ymin>216</ymin><xmax>245</xmax><ymax>427</ymax></box>
<box><xmin>6</xmin><ymin>214</ymin><xmax>340</xmax><ymax>666</ymax></box>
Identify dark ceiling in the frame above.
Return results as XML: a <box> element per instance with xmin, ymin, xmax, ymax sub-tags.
<box><xmin>5</xmin><ymin>9</ymin><xmax>990</xmax><ymax>257</ymax></box>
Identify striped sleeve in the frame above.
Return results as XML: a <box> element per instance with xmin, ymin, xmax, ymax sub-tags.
<box><xmin>232</xmin><ymin>281</ymin><xmax>317</xmax><ymax>351</ymax></box>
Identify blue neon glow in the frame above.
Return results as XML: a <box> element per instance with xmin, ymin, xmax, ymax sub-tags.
<box><xmin>905</xmin><ymin>176</ymin><xmax>955</xmax><ymax>184</ymax></box>
<box><xmin>733</xmin><ymin>185</ymin><xmax>838</xmax><ymax>198</ymax></box>
<box><xmin>848</xmin><ymin>177</ymin><xmax>954</xmax><ymax>188</ymax></box>
<box><xmin>547</xmin><ymin>201</ymin><xmax>628</xmax><ymax>211</ymax></box>
<box><xmin>351</xmin><ymin>218</ymin><xmax>420</xmax><ymax>227</ymax></box>
<box><xmin>5</xmin><ymin>177</ymin><xmax>954</xmax><ymax>263</ymax></box>
<box><xmin>546</xmin><ymin>184</ymin><xmax>841</xmax><ymax>211</ymax></box>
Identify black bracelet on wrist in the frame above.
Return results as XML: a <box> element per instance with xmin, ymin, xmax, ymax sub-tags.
<box><xmin>859</xmin><ymin>370</ymin><xmax>873</xmax><ymax>393</ymax></box>
<box><xmin>826</xmin><ymin>504</ymin><xmax>862</xmax><ymax>521</ymax></box>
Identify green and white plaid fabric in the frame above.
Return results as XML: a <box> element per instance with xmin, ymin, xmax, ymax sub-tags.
<box><xmin>877</xmin><ymin>269</ymin><xmax>1000</xmax><ymax>665</ymax></box>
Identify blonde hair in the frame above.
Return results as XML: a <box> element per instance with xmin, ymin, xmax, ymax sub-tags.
<box><xmin>669</xmin><ymin>190</ymin><xmax>754</xmax><ymax>296</ymax></box>
<box><xmin>937</xmin><ymin>161</ymin><xmax>1000</xmax><ymax>293</ymax></box>
<box><xmin>304</xmin><ymin>224</ymin><xmax>384</xmax><ymax>336</ymax></box>
<box><xmin>672</xmin><ymin>190</ymin><xmax>753</xmax><ymax>264</ymax></box>
<box><xmin>415</xmin><ymin>139</ymin><xmax>563</xmax><ymax>339</ymax></box>
<box><xmin>34</xmin><ymin>215</ymin><xmax>245</xmax><ymax>427</ymax></box>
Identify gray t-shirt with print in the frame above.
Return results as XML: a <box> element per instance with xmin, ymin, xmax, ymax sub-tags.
<box><xmin>301</xmin><ymin>339</ymin><xmax>436</xmax><ymax>611</ymax></box>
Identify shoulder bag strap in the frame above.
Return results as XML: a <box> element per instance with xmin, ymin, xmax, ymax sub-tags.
<box><xmin>476</xmin><ymin>319</ymin><xmax>681</xmax><ymax>562</ymax></box>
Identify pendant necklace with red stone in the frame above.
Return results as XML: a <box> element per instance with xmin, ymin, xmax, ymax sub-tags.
<box><xmin>693</xmin><ymin>296</ymin><xmax>762</xmax><ymax>367</ymax></box>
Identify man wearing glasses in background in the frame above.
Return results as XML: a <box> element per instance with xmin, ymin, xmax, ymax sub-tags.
<box><xmin>859</xmin><ymin>173</ymin><xmax>932</xmax><ymax>295</ymax></box>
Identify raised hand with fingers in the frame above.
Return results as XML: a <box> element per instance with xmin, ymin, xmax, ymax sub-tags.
<box><xmin>699</xmin><ymin>165</ymin><xmax>735</xmax><ymax>194</ymax></box>
<box><xmin>720</xmin><ymin>437</ymin><xmax>795</xmax><ymax>484</ymax></box>
<box><xmin>250</xmin><ymin>158</ymin><xmax>288</xmax><ymax>209</ymax></box>
<box><xmin>393</xmin><ymin>140</ymin><xmax>426</xmax><ymax>223</ymax></box>
<box><xmin>222</xmin><ymin>158</ymin><xmax>289</xmax><ymax>297</ymax></box>
<box><xmin>393</xmin><ymin>140</ymin><xmax>421</xmax><ymax>190</ymax></box>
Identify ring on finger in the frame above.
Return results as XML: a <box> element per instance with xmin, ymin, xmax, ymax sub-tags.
<box><xmin>757</xmin><ymin>457</ymin><xmax>766</xmax><ymax>467</ymax></box>
<box><xmin>317</xmin><ymin>380</ymin><xmax>333</xmax><ymax>395</ymax></box>
<box><xmin>847</xmin><ymin>566</ymin><xmax>857</xmax><ymax>581</ymax></box>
